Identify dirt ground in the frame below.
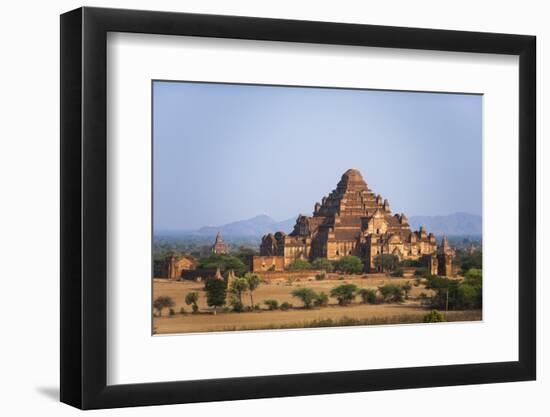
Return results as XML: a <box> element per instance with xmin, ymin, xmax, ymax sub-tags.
<box><xmin>152</xmin><ymin>276</ymin><xmax>477</xmax><ymax>334</ymax></box>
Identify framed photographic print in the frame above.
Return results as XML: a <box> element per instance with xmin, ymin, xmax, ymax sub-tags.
<box><xmin>60</xmin><ymin>6</ymin><xmax>536</xmax><ymax>410</ymax></box>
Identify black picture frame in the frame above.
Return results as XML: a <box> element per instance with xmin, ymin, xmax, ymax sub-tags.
<box><xmin>60</xmin><ymin>6</ymin><xmax>536</xmax><ymax>410</ymax></box>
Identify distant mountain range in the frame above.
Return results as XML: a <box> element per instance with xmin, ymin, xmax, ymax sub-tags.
<box><xmin>185</xmin><ymin>212</ymin><xmax>481</xmax><ymax>238</ymax></box>
<box><xmin>194</xmin><ymin>215</ymin><xmax>295</xmax><ymax>237</ymax></box>
<box><xmin>409</xmin><ymin>212</ymin><xmax>481</xmax><ymax>236</ymax></box>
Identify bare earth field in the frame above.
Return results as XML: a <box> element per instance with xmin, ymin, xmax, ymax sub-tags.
<box><xmin>153</xmin><ymin>276</ymin><xmax>481</xmax><ymax>334</ymax></box>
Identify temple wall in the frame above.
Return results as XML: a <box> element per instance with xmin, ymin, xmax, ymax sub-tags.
<box><xmin>254</xmin><ymin>269</ymin><xmax>325</xmax><ymax>281</ymax></box>
<box><xmin>437</xmin><ymin>254</ymin><xmax>454</xmax><ymax>277</ymax></box>
<box><xmin>167</xmin><ymin>256</ymin><xmax>197</xmax><ymax>280</ymax></box>
<box><xmin>252</xmin><ymin>256</ymin><xmax>285</xmax><ymax>272</ymax></box>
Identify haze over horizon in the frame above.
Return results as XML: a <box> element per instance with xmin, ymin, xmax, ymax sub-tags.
<box><xmin>155</xmin><ymin>211</ymin><xmax>481</xmax><ymax>233</ymax></box>
<box><xmin>154</xmin><ymin>82</ymin><xmax>482</xmax><ymax>231</ymax></box>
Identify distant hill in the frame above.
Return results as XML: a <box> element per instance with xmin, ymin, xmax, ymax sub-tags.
<box><xmin>409</xmin><ymin>212</ymin><xmax>482</xmax><ymax>236</ymax></box>
<box><xmin>188</xmin><ymin>212</ymin><xmax>481</xmax><ymax>238</ymax></box>
<box><xmin>193</xmin><ymin>215</ymin><xmax>295</xmax><ymax>237</ymax></box>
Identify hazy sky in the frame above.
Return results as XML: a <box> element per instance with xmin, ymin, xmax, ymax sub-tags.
<box><xmin>153</xmin><ymin>81</ymin><xmax>482</xmax><ymax>231</ymax></box>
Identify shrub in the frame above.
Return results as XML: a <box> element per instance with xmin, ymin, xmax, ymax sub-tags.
<box><xmin>280</xmin><ymin>301</ymin><xmax>292</xmax><ymax>311</ymax></box>
<box><xmin>315</xmin><ymin>272</ymin><xmax>327</xmax><ymax>281</ymax></box>
<box><xmin>423</xmin><ymin>310</ymin><xmax>445</xmax><ymax>323</ymax></box>
<box><xmin>264</xmin><ymin>299</ymin><xmax>279</xmax><ymax>310</ymax></box>
<box><xmin>153</xmin><ymin>296</ymin><xmax>175</xmax><ymax>317</ymax></box>
<box><xmin>229</xmin><ymin>297</ymin><xmax>245</xmax><ymax>313</ymax></box>
<box><xmin>335</xmin><ymin>256</ymin><xmax>364</xmax><ymax>274</ymax></box>
<box><xmin>169</xmin><ymin>308</ymin><xmax>175</xmax><ymax>316</ymax></box>
<box><xmin>378</xmin><ymin>284</ymin><xmax>404</xmax><ymax>303</ymax></box>
<box><xmin>179</xmin><ymin>307</ymin><xmax>186</xmax><ymax>314</ymax></box>
<box><xmin>311</xmin><ymin>258</ymin><xmax>334</xmax><ymax>272</ymax></box>
<box><xmin>291</xmin><ymin>288</ymin><xmax>318</xmax><ymax>309</ymax></box>
<box><xmin>357</xmin><ymin>288</ymin><xmax>377</xmax><ymax>304</ymax></box>
<box><xmin>287</xmin><ymin>259</ymin><xmax>312</xmax><ymax>271</ymax></box>
<box><xmin>314</xmin><ymin>291</ymin><xmax>329</xmax><ymax>307</ymax></box>
<box><xmin>390</xmin><ymin>268</ymin><xmax>404</xmax><ymax>277</ymax></box>
<box><xmin>330</xmin><ymin>284</ymin><xmax>358</xmax><ymax>306</ymax></box>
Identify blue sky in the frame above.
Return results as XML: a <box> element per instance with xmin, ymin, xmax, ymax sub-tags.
<box><xmin>153</xmin><ymin>81</ymin><xmax>482</xmax><ymax>231</ymax></box>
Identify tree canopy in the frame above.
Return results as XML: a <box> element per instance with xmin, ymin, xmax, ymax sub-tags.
<box><xmin>204</xmin><ymin>278</ymin><xmax>227</xmax><ymax>313</ymax></box>
<box><xmin>198</xmin><ymin>254</ymin><xmax>247</xmax><ymax>275</ymax></box>
<box><xmin>287</xmin><ymin>258</ymin><xmax>312</xmax><ymax>271</ymax></box>
<box><xmin>291</xmin><ymin>287</ymin><xmax>318</xmax><ymax>309</ymax></box>
<box><xmin>335</xmin><ymin>256</ymin><xmax>364</xmax><ymax>274</ymax></box>
<box><xmin>311</xmin><ymin>258</ymin><xmax>334</xmax><ymax>272</ymax></box>
<box><xmin>330</xmin><ymin>284</ymin><xmax>358</xmax><ymax>305</ymax></box>
<box><xmin>153</xmin><ymin>296</ymin><xmax>174</xmax><ymax>316</ymax></box>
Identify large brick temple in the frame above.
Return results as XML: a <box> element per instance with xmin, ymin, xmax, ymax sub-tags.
<box><xmin>253</xmin><ymin>168</ymin><xmax>453</xmax><ymax>275</ymax></box>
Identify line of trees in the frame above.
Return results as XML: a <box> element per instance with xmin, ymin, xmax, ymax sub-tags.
<box><xmin>287</xmin><ymin>255</ymin><xmax>364</xmax><ymax>274</ymax></box>
<box><xmin>288</xmin><ymin>282</ymin><xmax>414</xmax><ymax>310</ymax></box>
<box><xmin>153</xmin><ymin>266</ymin><xmax>483</xmax><ymax>316</ymax></box>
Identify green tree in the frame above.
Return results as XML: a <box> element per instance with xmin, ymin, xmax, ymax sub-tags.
<box><xmin>357</xmin><ymin>288</ymin><xmax>377</xmax><ymax>304</ymax></box>
<box><xmin>204</xmin><ymin>278</ymin><xmax>227</xmax><ymax>315</ymax></box>
<box><xmin>314</xmin><ymin>291</ymin><xmax>329</xmax><ymax>307</ymax></box>
<box><xmin>464</xmin><ymin>268</ymin><xmax>482</xmax><ymax>284</ymax></box>
<box><xmin>335</xmin><ymin>256</ymin><xmax>364</xmax><ymax>274</ymax></box>
<box><xmin>244</xmin><ymin>272</ymin><xmax>261</xmax><ymax>307</ymax></box>
<box><xmin>330</xmin><ymin>284</ymin><xmax>358</xmax><ymax>306</ymax></box>
<box><xmin>311</xmin><ymin>258</ymin><xmax>334</xmax><ymax>272</ymax></box>
<box><xmin>378</xmin><ymin>284</ymin><xmax>404</xmax><ymax>303</ymax></box>
<box><xmin>263</xmin><ymin>299</ymin><xmax>279</xmax><ymax>310</ymax></box>
<box><xmin>153</xmin><ymin>296</ymin><xmax>174</xmax><ymax>317</ymax></box>
<box><xmin>291</xmin><ymin>288</ymin><xmax>318</xmax><ymax>309</ymax></box>
<box><xmin>390</xmin><ymin>268</ymin><xmax>404</xmax><ymax>277</ymax></box>
<box><xmin>423</xmin><ymin>310</ymin><xmax>445</xmax><ymax>323</ymax></box>
<box><xmin>457</xmin><ymin>284</ymin><xmax>479</xmax><ymax>309</ymax></box>
<box><xmin>425</xmin><ymin>276</ymin><xmax>459</xmax><ymax>311</ymax></box>
<box><xmin>373</xmin><ymin>254</ymin><xmax>399</xmax><ymax>272</ymax></box>
<box><xmin>400</xmin><ymin>259</ymin><xmax>421</xmax><ymax>267</ymax></box>
<box><xmin>234</xmin><ymin>247</ymin><xmax>257</xmax><ymax>270</ymax></box>
<box><xmin>198</xmin><ymin>254</ymin><xmax>248</xmax><ymax>275</ymax></box>
<box><xmin>229</xmin><ymin>277</ymin><xmax>249</xmax><ymax>304</ymax></box>
<box><xmin>184</xmin><ymin>291</ymin><xmax>200</xmax><ymax>313</ymax></box>
<box><xmin>287</xmin><ymin>258</ymin><xmax>312</xmax><ymax>270</ymax></box>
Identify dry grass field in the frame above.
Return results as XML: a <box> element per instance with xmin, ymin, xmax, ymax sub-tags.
<box><xmin>152</xmin><ymin>275</ymin><xmax>481</xmax><ymax>334</ymax></box>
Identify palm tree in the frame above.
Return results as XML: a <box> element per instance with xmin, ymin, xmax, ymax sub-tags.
<box><xmin>244</xmin><ymin>273</ymin><xmax>261</xmax><ymax>307</ymax></box>
<box><xmin>185</xmin><ymin>291</ymin><xmax>199</xmax><ymax>313</ymax></box>
<box><xmin>230</xmin><ymin>277</ymin><xmax>249</xmax><ymax>304</ymax></box>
